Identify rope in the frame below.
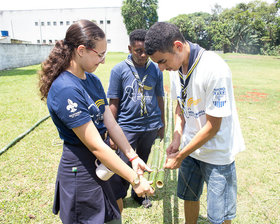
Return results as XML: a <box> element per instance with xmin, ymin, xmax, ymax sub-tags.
<box><xmin>0</xmin><ymin>115</ymin><xmax>50</xmax><ymax>155</ymax></box>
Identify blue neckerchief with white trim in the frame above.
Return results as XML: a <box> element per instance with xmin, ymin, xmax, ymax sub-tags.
<box><xmin>125</xmin><ymin>54</ymin><xmax>152</xmax><ymax>116</ymax></box>
<box><xmin>179</xmin><ymin>42</ymin><xmax>205</xmax><ymax>113</ymax></box>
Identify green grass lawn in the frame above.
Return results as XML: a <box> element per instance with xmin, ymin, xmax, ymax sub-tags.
<box><xmin>0</xmin><ymin>52</ymin><xmax>279</xmax><ymax>223</ymax></box>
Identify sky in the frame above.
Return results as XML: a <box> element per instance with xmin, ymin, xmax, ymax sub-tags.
<box><xmin>0</xmin><ymin>0</ymin><xmax>275</xmax><ymax>21</ymax></box>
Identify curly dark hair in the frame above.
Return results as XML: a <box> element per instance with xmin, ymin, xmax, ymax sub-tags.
<box><xmin>144</xmin><ymin>22</ymin><xmax>186</xmax><ymax>55</ymax></box>
<box><xmin>129</xmin><ymin>29</ymin><xmax>147</xmax><ymax>45</ymax></box>
<box><xmin>38</xmin><ymin>19</ymin><xmax>105</xmax><ymax>100</ymax></box>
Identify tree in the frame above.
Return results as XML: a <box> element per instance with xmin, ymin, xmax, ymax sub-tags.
<box><xmin>276</xmin><ymin>0</ymin><xmax>280</xmax><ymax>8</ymax></box>
<box><xmin>208</xmin><ymin>0</ymin><xmax>279</xmax><ymax>54</ymax></box>
<box><xmin>167</xmin><ymin>0</ymin><xmax>279</xmax><ymax>55</ymax></box>
<box><xmin>121</xmin><ymin>0</ymin><xmax>158</xmax><ymax>34</ymax></box>
<box><xmin>169</xmin><ymin>12</ymin><xmax>212</xmax><ymax>49</ymax></box>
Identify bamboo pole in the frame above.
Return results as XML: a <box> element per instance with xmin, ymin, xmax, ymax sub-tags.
<box><xmin>155</xmin><ymin>94</ymin><xmax>169</xmax><ymax>188</ymax></box>
<box><xmin>148</xmin><ymin>138</ymin><xmax>160</xmax><ymax>190</ymax></box>
<box><xmin>0</xmin><ymin>115</ymin><xmax>50</xmax><ymax>155</ymax></box>
<box><xmin>156</xmin><ymin>94</ymin><xmax>173</xmax><ymax>188</ymax></box>
<box><xmin>143</xmin><ymin>142</ymin><xmax>155</xmax><ymax>180</ymax></box>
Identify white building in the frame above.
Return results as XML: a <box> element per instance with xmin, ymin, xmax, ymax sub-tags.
<box><xmin>0</xmin><ymin>7</ymin><xmax>129</xmax><ymax>52</ymax></box>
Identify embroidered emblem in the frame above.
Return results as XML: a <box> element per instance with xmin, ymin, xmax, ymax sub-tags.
<box><xmin>95</xmin><ymin>99</ymin><xmax>105</xmax><ymax>108</ymax></box>
<box><xmin>213</xmin><ymin>88</ymin><xmax>227</xmax><ymax>108</ymax></box>
<box><xmin>187</xmin><ymin>97</ymin><xmax>201</xmax><ymax>107</ymax></box>
<box><xmin>66</xmin><ymin>99</ymin><xmax>78</xmax><ymax>112</ymax></box>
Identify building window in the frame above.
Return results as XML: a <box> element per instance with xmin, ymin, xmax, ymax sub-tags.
<box><xmin>49</xmin><ymin>40</ymin><xmax>53</xmax><ymax>44</ymax></box>
<box><xmin>107</xmin><ymin>20</ymin><xmax>111</xmax><ymax>24</ymax></box>
<box><xmin>60</xmin><ymin>21</ymin><xmax>63</xmax><ymax>26</ymax></box>
<box><xmin>43</xmin><ymin>40</ymin><xmax>46</xmax><ymax>44</ymax></box>
<box><xmin>66</xmin><ymin>21</ymin><xmax>70</xmax><ymax>25</ymax></box>
<box><xmin>35</xmin><ymin>22</ymin><xmax>38</xmax><ymax>26</ymax></box>
<box><xmin>100</xmin><ymin>20</ymin><xmax>103</xmax><ymax>24</ymax></box>
<box><xmin>107</xmin><ymin>39</ymin><xmax>111</xmax><ymax>44</ymax></box>
<box><xmin>41</xmin><ymin>22</ymin><xmax>45</xmax><ymax>26</ymax></box>
<box><xmin>53</xmin><ymin>21</ymin><xmax>57</xmax><ymax>26</ymax></box>
<box><xmin>37</xmin><ymin>40</ymin><xmax>40</xmax><ymax>43</ymax></box>
<box><xmin>47</xmin><ymin>21</ymin><xmax>51</xmax><ymax>26</ymax></box>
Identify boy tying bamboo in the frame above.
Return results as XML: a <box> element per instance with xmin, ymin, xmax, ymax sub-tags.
<box><xmin>145</xmin><ymin>22</ymin><xmax>245</xmax><ymax>224</ymax></box>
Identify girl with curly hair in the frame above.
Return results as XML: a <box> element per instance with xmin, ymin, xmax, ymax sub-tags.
<box><xmin>39</xmin><ymin>19</ymin><xmax>153</xmax><ymax>224</ymax></box>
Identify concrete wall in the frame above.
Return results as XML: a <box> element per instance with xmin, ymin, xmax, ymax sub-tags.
<box><xmin>0</xmin><ymin>43</ymin><xmax>53</xmax><ymax>70</ymax></box>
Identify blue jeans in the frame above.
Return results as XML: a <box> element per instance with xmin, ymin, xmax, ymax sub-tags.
<box><xmin>177</xmin><ymin>156</ymin><xmax>237</xmax><ymax>224</ymax></box>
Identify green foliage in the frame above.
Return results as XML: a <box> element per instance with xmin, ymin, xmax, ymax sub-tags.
<box><xmin>169</xmin><ymin>12</ymin><xmax>212</xmax><ymax>49</ymax></box>
<box><xmin>121</xmin><ymin>0</ymin><xmax>158</xmax><ymax>34</ymax></box>
<box><xmin>169</xmin><ymin>0</ymin><xmax>280</xmax><ymax>55</ymax></box>
<box><xmin>260</xmin><ymin>43</ymin><xmax>280</xmax><ymax>56</ymax></box>
<box><xmin>276</xmin><ymin>0</ymin><xmax>280</xmax><ymax>8</ymax></box>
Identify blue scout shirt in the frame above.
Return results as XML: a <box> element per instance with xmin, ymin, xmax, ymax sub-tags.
<box><xmin>107</xmin><ymin>55</ymin><xmax>164</xmax><ymax>132</ymax></box>
<box><xmin>47</xmin><ymin>71</ymin><xmax>108</xmax><ymax>144</ymax></box>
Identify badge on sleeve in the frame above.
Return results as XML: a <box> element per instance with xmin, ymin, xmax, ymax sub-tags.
<box><xmin>66</xmin><ymin>99</ymin><xmax>82</xmax><ymax>118</ymax></box>
<box><xmin>66</xmin><ymin>99</ymin><xmax>78</xmax><ymax>112</ymax></box>
<box><xmin>213</xmin><ymin>88</ymin><xmax>227</xmax><ymax>108</ymax></box>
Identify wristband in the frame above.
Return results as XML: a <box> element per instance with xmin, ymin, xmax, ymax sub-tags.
<box><xmin>129</xmin><ymin>155</ymin><xmax>139</xmax><ymax>162</ymax></box>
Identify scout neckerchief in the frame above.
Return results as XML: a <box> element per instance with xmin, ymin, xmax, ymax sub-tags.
<box><xmin>179</xmin><ymin>43</ymin><xmax>205</xmax><ymax>114</ymax></box>
<box><xmin>125</xmin><ymin>54</ymin><xmax>152</xmax><ymax>116</ymax></box>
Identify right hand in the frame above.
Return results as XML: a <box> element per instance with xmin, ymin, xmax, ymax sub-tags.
<box><xmin>166</xmin><ymin>139</ymin><xmax>180</xmax><ymax>155</ymax></box>
<box><xmin>132</xmin><ymin>176</ymin><xmax>154</xmax><ymax>198</ymax></box>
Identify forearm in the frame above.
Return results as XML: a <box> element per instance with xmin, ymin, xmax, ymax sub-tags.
<box><xmin>73</xmin><ymin>121</ymin><xmax>137</xmax><ymax>184</ymax></box>
<box><xmin>104</xmin><ymin>105</ymin><xmax>136</xmax><ymax>159</ymax></box>
<box><xmin>109</xmin><ymin>98</ymin><xmax>119</xmax><ymax>119</ymax></box>
<box><xmin>173</xmin><ymin>101</ymin><xmax>185</xmax><ymax>143</ymax></box>
<box><xmin>107</xmin><ymin>121</ymin><xmax>136</xmax><ymax>159</ymax></box>
<box><xmin>157</xmin><ymin>96</ymin><xmax>165</xmax><ymax>127</ymax></box>
<box><xmin>177</xmin><ymin>114</ymin><xmax>222</xmax><ymax>160</ymax></box>
<box><xmin>94</xmin><ymin>143</ymin><xmax>136</xmax><ymax>184</ymax></box>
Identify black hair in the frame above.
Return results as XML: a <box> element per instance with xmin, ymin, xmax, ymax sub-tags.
<box><xmin>129</xmin><ymin>29</ymin><xmax>147</xmax><ymax>46</ymax></box>
<box><xmin>39</xmin><ymin>20</ymin><xmax>105</xmax><ymax>100</ymax></box>
<box><xmin>144</xmin><ymin>22</ymin><xmax>186</xmax><ymax>55</ymax></box>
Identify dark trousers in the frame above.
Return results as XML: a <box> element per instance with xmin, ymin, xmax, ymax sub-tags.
<box><xmin>109</xmin><ymin>129</ymin><xmax>158</xmax><ymax>200</ymax></box>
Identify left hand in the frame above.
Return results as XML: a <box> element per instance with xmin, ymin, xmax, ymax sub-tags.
<box><xmin>164</xmin><ymin>151</ymin><xmax>183</xmax><ymax>169</ymax></box>
<box><xmin>157</xmin><ymin>126</ymin><xmax>165</xmax><ymax>140</ymax></box>
<box><xmin>109</xmin><ymin>138</ymin><xmax>118</xmax><ymax>150</ymax></box>
<box><xmin>131</xmin><ymin>157</ymin><xmax>152</xmax><ymax>177</ymax></box>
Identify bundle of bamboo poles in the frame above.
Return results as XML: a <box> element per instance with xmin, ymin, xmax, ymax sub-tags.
<box><xmin>144</xmin><ymin>93</ymin><xmax>174</xmax><ymax>191</ymax></box>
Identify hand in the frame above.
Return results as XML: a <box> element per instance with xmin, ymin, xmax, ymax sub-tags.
<box><xmin>163</xmin><ymin>151</ymin><xmax>183</xmax><ymax>169</ymax></box>
<box><xmin>132</xmin><ymin>176</ymin><xmax>154</xmax><ymax>197</ymax></box>
<box><xmin>166</xmin><ymin>140</ymin><xmax>180</xmax><ymax>155</ymax></box>
<box><xmin>131</xmin><ymin>157</ymin><xmax>152</xmax><ymax>177</ymax></box>
<box><xmin>109</xmin><ymin>138</ymin><xmax>118</xmax><ymax>150</ymax></box>
<box><xmin>157</xmin><ymin>126</ymin><xmax>165</xmax><ymax>140</ymax></box>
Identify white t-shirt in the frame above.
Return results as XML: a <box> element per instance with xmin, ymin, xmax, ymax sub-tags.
<box><xmin>170</xmin><ymin>51</ymin><xmax>245</xmax><ymax>165</ymax></box>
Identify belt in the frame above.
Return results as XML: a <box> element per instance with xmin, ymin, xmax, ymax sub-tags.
<box><xmin>101</xmin><ymin>131</ymin><xmax>108</xmax><ymax>141</ymax></box>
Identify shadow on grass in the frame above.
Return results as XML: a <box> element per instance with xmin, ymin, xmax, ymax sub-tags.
<box><xmin>198</xmin><ymin>216</ymin><xmax>211</xmax><ymax>224</ymax></box>
<box><xmin>0</xmin><ymin>67</ymin><xmax>39</xmax><ymax>77</ymax></box>
<box><xmin>161</xmin><ymin>169</ymin><xmax>210</xmax><ymax>224</ymax></box>
<box><xmin>122</xmin><ymin>168</ymin><xmax>210</xmax><ymax>223</ymax></box>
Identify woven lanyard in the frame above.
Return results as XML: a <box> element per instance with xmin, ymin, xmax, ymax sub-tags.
<box><xmin>125</xmin><ymin>55</ymin><xmax>152</xmax><ymax>116</ymax></box>
<box><xmin>179</xmin><ymin>48</ymin><xmax>205</xmax><ymax>113</ymax></box>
